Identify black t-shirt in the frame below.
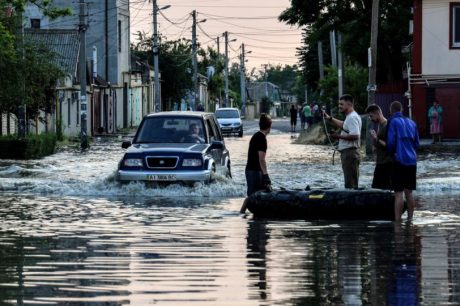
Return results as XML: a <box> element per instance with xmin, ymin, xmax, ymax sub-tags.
<box><xmin>246</xmin><ymin>131</ymin><xmax>267</xmax><ymax>171</ymax></box>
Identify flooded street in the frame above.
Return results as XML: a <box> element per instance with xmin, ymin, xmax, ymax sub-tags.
<box><xmin>0</xmin><ymin>120</ymin><xmax>460</xmax><ymax>305</ymax></box>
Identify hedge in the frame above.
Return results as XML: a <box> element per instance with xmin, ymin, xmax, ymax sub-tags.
<box><xmin>0</xmin><ymin>133</ymin><xmax>57</xmax><ymax>159</ymax></box>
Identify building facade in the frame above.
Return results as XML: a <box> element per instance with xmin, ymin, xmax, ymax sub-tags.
<box><xmin>411</xmin><ymin>0</ymin><xmax>460</xmax><ymax>138</ymax></box>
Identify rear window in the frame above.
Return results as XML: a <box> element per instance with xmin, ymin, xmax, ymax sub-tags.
<box><xmin>215</xmin><ymin>109</ymin><xmax>239</xmax><ymax>119</ymax></box>
<box><xmin>135</xmin><ymin>117</ymin><xmax>206</xmax><ymax>143</ymax></box>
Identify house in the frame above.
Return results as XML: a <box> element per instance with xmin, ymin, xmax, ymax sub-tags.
<box><xmin>23</xmin><ymin>1</ymin><xmax>154</xmax><ymax>136</ymax></box>
<box><xmin>25</xmin><ymin>29</ymin><xmax>82</xmax><ymax>136</ymax></box>
<box><xmin>246</xmin><ymin>81</ymin><xmax>282</xmax><ymax>117</ymax></box>
<box><xmin>411</xmin><ymin>0</ymin><xmax>460</xmax><ymax>138</ymax></box>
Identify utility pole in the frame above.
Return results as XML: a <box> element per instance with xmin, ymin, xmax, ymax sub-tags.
<box><xmin>192</xmin><ymin>10</ymin><xmax>198</xmax><ymax>111</ymax></box>
<box><xmin>317</xmin><ymin>41</ymin><xmax>324</xmax><ymax>97</ymax></box>
<box><xmin>79</xmin><ymin>0</ymin><xmax>88</xmax><ymax>149</ymax></box>
<box><xmin>263</xmin><ymin>64</ymin><xmax>268</xmax><ymax>97</ymax></box>
<box><xmin>337</xmin><ymin>32</ymin><xmax>344</xmax><ymax>97</ymax></box>
<box><xmin>366</xmin><ymin>0</ymin><xmax>380</xmax><ymax>155</ymax></box>
<box><xmin>330</xmin><ymin>30</ymin><xmax>337</xmax><ymax>68</ymax></box>
<box><xmin>317</xmin><ymin>41</ymin><xmax>325</xmax><ymax>80</ymax></box>
<box><xmin>152</xmin><ymin>0</ymin><xmax>161</xmax><ymax>112</ymax></box>
<box><xmin>240</xmin><ymin>43</ymin><xmax>247</xmax><ymax>117</ymax></box>
<box><xmin>224</xmin><ymin>31</ymin><xmax>229</xmax><ymax>107</ymax></box>
<box><xmin>216</xmin><ymin>37</ymin><xmax>220</xmax><ymax>55</ymax></box>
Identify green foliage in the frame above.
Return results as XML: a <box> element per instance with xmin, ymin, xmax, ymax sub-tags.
<box><xmin>2</xmin><ymin>0</ymin><xmax>72</xmax><ymax>17</ymax></box>
<box><xmin>198</xmin><ymin>46</ymin><xmax>224</xmax><ymax>101</ymax></box>
<box><xmin>260</xmin><ymin>96</ymin><xmax>272</xmax><ymax>114</ymax></box>
<box><xmin>131</xmin><ymin>33</ymin><xmax>193</xmax><ymax>108</ymax></box>
<box><xmin>279</xmin><ymin>0</ymin><xmax>413</xmax><ymax>92</ymax></box>
<box><xmin>0</xmin><ymin>0</ymin><xmax>68</xmax><ymax>125</ymax></box>
<box><xmin>0</xmin><ymin>133</ymin><xmax>57</xmax><ymax>159</ymax></box>
<box><xmin>318</xmin><ymin>65</ymin><xmax>368</xmax><ymax>113</ymax></box>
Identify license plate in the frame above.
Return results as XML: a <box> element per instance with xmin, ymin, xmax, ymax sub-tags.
<box><xmin>147</xmin><ymin>174</ymin><xmax>176</xmax><ymax>181</ymax></box>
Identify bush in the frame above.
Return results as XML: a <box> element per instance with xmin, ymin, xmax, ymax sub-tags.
<box><xmin>260</xmin><ymin>96</ymin><xmax>272</xmax><ymax>114</ymax></box>
<box><xmin>0</xmin><ymin>133</ymin><xmax>57</xmax><ymax>159</ymax></box>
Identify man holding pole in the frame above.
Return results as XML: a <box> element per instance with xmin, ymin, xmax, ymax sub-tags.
<box><xmin>323</xmin><ymin>94</ymin><xmax>362</xmax><ymax>189</ymax></box>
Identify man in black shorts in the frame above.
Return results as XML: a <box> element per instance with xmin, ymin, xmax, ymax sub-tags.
<box><xmin>387</xmin><ymin>101</ymin><xmax>420</xmax><ymax>221</ymax></box>
<box><xmin>365</xmin><ymin>104</ymin><xmax>392</xmax><ymax>189</ymax></box>
<box><xmin>240</xmin><ymin>113</ymin><xmax>272</xmax><ymax>213</ymax></box>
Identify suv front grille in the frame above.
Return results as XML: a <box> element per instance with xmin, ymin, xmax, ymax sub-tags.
<box><xmin>146</xmin><ymin>156</ymin><xmax>178</xmax><ymax>169</ymax></box>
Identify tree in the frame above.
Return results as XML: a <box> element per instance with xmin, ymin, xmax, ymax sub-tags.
<box><xmin>318</xmin><ymin>65</ymin><xmax>368</xmax><ymax>113</ymax></box>
<box><xmin>131</xmin><ymin>33</ymin><xmax>194</xmax><ymax>110</ymax></box>
<box><xmin>0</xmin><ymin>0</ymin><xmax>70</xmax><ymax>132</ymax></box>
<box><xmin>197</xmin><ymin>46</ymin><xmax>224</xmax><ymax>103</ymax></box>
<box><xmin>279</xmin><ymin>0</ymin><xmax>413</xmax><ymax>91</ymax></box>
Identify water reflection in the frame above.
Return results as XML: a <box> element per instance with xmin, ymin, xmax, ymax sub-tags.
<box><xmin>244</xmin><ymin>220</ymin><xmax>460</xmax><ymax>305</ymax></box>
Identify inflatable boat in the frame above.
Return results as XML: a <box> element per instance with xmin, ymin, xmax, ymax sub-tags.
<box><xmin>246</xmin><ymin>188</ymin><xmax>398</xmax><ymax>221</ymax></box>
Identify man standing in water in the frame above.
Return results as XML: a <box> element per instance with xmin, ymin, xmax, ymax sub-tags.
<box><xmin>387</xmin><ymin>101</ymin><xmax>419</xmax><ymax>221</ymax></box>
<box><xmin>240</xmin><ymin>113</ymin><xmax>272</xmax><ymax>213</ymax></box>
<box><xmin>323</xmin><ymin>94</ymin><xmax>362</xmax><ymax>188</ymax></box>
<box><xmin>365</xmin><ymin>104</ymin><xmax>393</xmax><ymax>189</ymax></box>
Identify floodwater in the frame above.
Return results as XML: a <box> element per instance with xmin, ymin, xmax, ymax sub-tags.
<box><xmin>0</xmin><ymin>124</ymin><xmax>459</xmax><ymax>305</ymax></box>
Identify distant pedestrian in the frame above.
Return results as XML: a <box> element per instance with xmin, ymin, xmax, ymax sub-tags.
<box><xmin>299</xmin><ymin>105</ymin><xmax>306</xmax><ymax>130</ymax></box>
<box><xmin>428</xmin><ymin>99</ymin><xmax>443</xmax><ymax>144</ymax></box>
<box><xmin>365</xmin><ymin>104</ymin><xmax>392</xmax><ymax>189</ymax></box>
<box><xmin>387</xmin><ymin>101</ymin><xmax>419</xmax><ymax>221</ymax></box>
<box><xmin>304</xmin><ymin>103</ymin><xmax>313</xmax><ymax>128</ymax></box>
<box><xmin>313</xmin><ymin>103</ymin><xmax>321</xmax><ymax>123</ymax></box>
<box><xmin>290</xmin><ymin>104</ymin><xmax>298</xmax><ymax>132</ymax></box>
<box><xmin>240</xmin><ymin>113</ymin><xmax>273</xmax><ymax>213</ymax></box>
<box><xmin>323</xmin><ymin>94</ymin><xmax>362</xmax><ymax>189</ymax></box>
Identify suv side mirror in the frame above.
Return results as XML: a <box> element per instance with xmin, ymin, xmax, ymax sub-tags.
<box><xmin>121</xmin><ymin>141</ymin><xmax>132</xmax><ymax>149</ymax></box>
<box><xmin>209</xmin><ymin>140</ymin><xmax>224</xmax><ymax>150</ymax></box>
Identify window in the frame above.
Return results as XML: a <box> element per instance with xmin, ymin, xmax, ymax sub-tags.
<box><xmin>451</xmin><ymin>3</ymin><xmax>460</xmax><ymax>48</ymax></box>
<box><xmin>30</xmin><ymin>18</ymin><xmax>40</xmax><ymax>29</ymax></box>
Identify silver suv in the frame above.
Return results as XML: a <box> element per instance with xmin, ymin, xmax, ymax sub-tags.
<box><xmin>215</xmin><ymin>108</ymin><xmax>243</xmax><ymax>137</ymax></box>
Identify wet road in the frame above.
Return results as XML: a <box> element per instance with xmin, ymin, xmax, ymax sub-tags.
<box><xmin>0</xmin><ymin>119</ymin><xmax>459</xmax><ymax>305</ymax></box>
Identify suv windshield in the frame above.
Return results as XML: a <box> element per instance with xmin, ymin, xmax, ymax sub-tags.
<box><xmin>215</xmin><ymin>109</ymin><xmax>239</xmax><ymax>119</ymax></box>
<box><xmin>135</xmin><ymin>117</ymin><xmax>206</xmax><ymax>143</ymax></box>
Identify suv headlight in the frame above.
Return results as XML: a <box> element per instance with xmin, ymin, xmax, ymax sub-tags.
<box><xmin>182</xmin><ymin>158</ymin><xmax>202</xmax><ymax>167</ymax></box>
<box><xmin>233</xmin><ymin>122</ymin><xmax>241</xmax><ymax>127</ymax></box>
<box><xmin>123</xmin><ymin>158</ymin><xmax>143</xmax><ymax>167</ymax></box>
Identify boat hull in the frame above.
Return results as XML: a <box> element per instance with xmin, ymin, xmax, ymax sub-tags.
<box><xmin>246</xmin><ymin>188</ymin><xmax>397</xmax><ymax>221</ymax></box>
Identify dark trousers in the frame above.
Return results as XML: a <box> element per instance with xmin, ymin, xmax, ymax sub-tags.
<box><xmin>340</xmin><ymin>148</ymin><xmax>360</xmax><ymax>189</ymax></box>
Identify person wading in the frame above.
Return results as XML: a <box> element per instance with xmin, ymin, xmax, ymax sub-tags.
<box><xmin>240</xmin><ymin>113</ymin><xmax>272</xmax><ymax>213</ymax></box>
<box><xmin>387</xmin><ymin>101</ymin><xmax>419</xmax><ymax>221</ymax></box>
<box><xmin>323</xmin><ymin>94</ymin><xmax>362</xmax><ymax>189</ymax></box>
<box><xmin>365</xmin><ymin>104</ymin><xmax>393</xmax><ymax>189</ymax></box>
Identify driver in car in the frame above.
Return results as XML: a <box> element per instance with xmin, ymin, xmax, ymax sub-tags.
<box><xmin>182</xmin><ymin>123</ymin><xmax>205</xmax><ymax>143</ymax></box>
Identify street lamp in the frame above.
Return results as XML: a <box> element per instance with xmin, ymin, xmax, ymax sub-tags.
<box><xmin>153</xmin><ymin>1</ymin><xmax>170</xmax><ymax>112</ymax></box>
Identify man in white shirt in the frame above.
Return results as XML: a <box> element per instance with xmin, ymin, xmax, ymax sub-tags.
<box><xmin>323</xmin><ymin>94</ymin><xmax>362</xmax><ymax>188</ymax></box>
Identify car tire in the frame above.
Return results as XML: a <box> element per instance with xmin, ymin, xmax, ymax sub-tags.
<box><xmin>206</xmin><ymin>164</ymin><xmax>217</xmax><ymax>185</ymax></box>
<box><xmin>238</xmin><ymin>129</ymin><xmax>243</xmax><ymax>137</ymax></box>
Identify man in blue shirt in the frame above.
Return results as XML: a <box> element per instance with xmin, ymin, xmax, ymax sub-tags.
<box><xmin>387</xmin><ymin>101</ymin><xmax>420</xmax><ymax>221</ymax></box>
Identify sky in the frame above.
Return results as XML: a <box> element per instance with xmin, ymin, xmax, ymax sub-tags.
<box><xmin>129</xmin><ymin>0</ymin><xmax>303</xmax><ymax>74</ymax></box>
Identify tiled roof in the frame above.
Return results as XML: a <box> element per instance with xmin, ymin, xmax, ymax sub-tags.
<box><xmin>24</xmin><ymin>29</ymin><xmax>80</xmax><ymax>78</ymax></box>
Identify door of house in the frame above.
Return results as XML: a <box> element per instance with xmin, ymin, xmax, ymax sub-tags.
<box><xmin>435</xmin><ymin>88</ymin><xmax>460</xmax><ymax>139</ymax></box>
